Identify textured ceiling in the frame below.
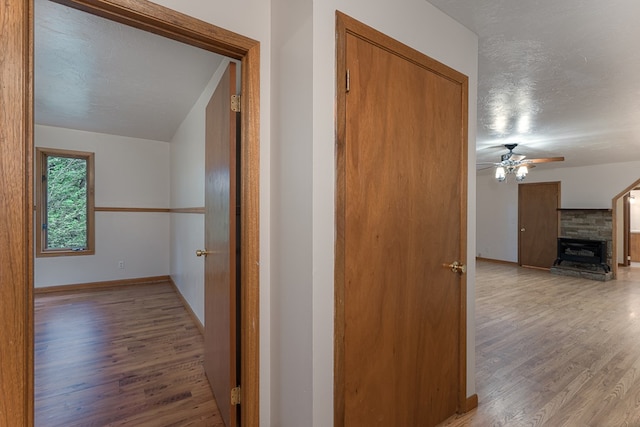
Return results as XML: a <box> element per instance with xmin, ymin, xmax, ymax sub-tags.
<box><xmin>36</xmin><ymin>1</ymin><xmax>640</xmax><ymax>163</ymax></box>
<box><xmin>428</xmin><ymin>0</ymin><xmax>640</xmax><ymax>170</ymax></box>
<box><xmin>35</xmin><ymin>0</ymin><xmax>225</xmax><ymax>142</ymax></box>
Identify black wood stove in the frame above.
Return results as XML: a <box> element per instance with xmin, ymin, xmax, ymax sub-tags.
<box><xmin>553</xmin><ymin>237</ymin><xmax>610</xmax><ymax>273</ymax></box>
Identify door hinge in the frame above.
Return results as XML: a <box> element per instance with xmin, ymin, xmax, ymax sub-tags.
<box><xmin>231</xmin><ymin>94</ymin><xmax>241</xmax><ymax>112</ymax></box>
<box><xmin>346</xmin><ymin>69</ymin><xmax>350</xmax><ymax>93</ymax></box>
<box><xmin>231</xmin><ymin>386</ymin><xmax>241</xmax><ymax>405</ymax></box>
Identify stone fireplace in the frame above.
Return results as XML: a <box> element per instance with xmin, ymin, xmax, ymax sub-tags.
<box><xmin>551</xmin><ymin>208</ymin><xmax>613</xmax><ymax>281</ymax></box>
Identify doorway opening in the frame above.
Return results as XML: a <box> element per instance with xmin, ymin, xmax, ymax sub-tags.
<box><xmin>612</xmin><ymin>178</ymin><xmax>640</xmax><ymax>280</ymax></box>
<box><xmin>1</xmin><ymin>0</ymin><xmax>260</xmax><ymax>425</ymax></box>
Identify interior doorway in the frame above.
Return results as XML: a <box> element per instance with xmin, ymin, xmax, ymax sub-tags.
<box><xmin>627</xmin><ymin>189</ymin><xmax>640</xmax><ymax>264</ymax></box>
<box><xmin>0</xmin><ymin>0</ymin><xmax>260</xmax><ymax>425</ymax></box>
<box><xmin>612</xmin><ymin>179</ymin><xmax>640</xmax><ymax>279</ymax></box>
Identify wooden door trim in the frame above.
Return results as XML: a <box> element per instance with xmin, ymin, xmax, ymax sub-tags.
<box><xmin>2</xmin><ymin>1</ymin><xmax>260</xmax><ymax>425</ymax></box>
<box><xmin>335</xmin><ymin>11</ymin><xmax>469</xmax><ymax>426</ymax></box>
<box><xmin>623</xmin><ymin>194</ymin><xmax>631</xmax><ymax>267</ymax></box>
<box><xmin>0</xmin><ymin>0</ymin><xmax>34</xmax><ymax>424</ymax></box>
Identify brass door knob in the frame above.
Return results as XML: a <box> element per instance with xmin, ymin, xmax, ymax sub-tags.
<box><xmin>443</xmin><ymin>261</ymin><xmax>466</xmax><ymax>274</ymax></box>
<box><xmin>196</xmin><ymin>249</ymin><xmax>213</xmax><ymax>257</ymax></box>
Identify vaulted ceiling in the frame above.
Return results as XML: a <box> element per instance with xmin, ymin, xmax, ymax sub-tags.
<box><xmin>428</xmin><ymin>0</ymin><xmax>640</xmax><ymax>170</ymax></box>
<box><xmin>35</xmin><ymin>0</ymin><xmax>225</xmax><ymax>142</ymax></box>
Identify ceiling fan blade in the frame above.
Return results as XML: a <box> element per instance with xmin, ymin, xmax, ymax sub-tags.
<box><xmin>527</xmin><ymin>157</ymin><xmax>565</xmax><ymax>164</ymax></box>
<box><xmin>510</xmin><ymin>154</ymin><xmax>526</xmax><ymax>162</ymax></box>
<box><xmin>476</xmin><ymin>165</ymin><xmax>495</xmax><ymax>171</ymax></box>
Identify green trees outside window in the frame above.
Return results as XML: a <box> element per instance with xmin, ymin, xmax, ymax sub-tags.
<box><xmin>36</xmin><ymin>148</ymin><xmax>95</xmax><ymax>257</ymax></box>
<box><xmin>45</xmin><ymin>155</ymin><xmax>88</xmax><ymax>249</ymax></box>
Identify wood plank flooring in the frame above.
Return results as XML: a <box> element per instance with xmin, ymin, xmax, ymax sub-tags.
<box><xmin>34</xmin><ymin>282</ymin><xmax>223</xmax><ymax>427</ymax></box>
<box><xmin>441</xmin><ymin>261</ymin><xmax>640</xmax><ymax>427</ymax></box>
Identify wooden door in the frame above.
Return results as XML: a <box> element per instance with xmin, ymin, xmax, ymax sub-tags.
<box><xmin>336</xmin><ymin>14</ymin><xmax>469</xmax><ymax>427</ymax></box>
<box><xmin>631</xmin><ymin>233</ymin><xmax>640</xmax><ymax>262</ymax></box>
<box><xmin>518</xmin><ymin>182</ymin><xmax>560</xmax><ymax>269</ymax></box>
<box><xmin>204</xmin><ymin>62</ymin><xmax>238</xmax><ymax>427</ymax></box>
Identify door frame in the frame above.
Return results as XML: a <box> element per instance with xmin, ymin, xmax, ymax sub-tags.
<box><xmin>334</xmin><ymin>11</ymin><xmax>472</xmax><ymax>426</ymax></box>
<box><xmin>623</xmin><ymin>193</ymin><xmax>631</xmax><ymax>267</ymax></box>
<box><xmin>612</xmin><ymin>179</ymin><xmax>640</xmax><ymax>279</ymax></box>
<box><xmin>0</xmin><ymin>0</ymin><xmax>260</xmax><ymax>425</ymax></box>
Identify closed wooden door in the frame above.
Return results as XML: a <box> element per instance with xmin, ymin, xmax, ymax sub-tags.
<box><xmin>518</xmin><ymin>182</ymin><xmax>560</xmax><ymax>269</ymax></box>
<box><xmin>204</xmin><ymin>62</ymin><xmax>238</xmax><ymax>427</ymax></box>
<box><xmin>336</xmin><ymin>14</ymin><xmax>469</xmax><ymax>427</ymax></box>
<box><xmin>630</xmin><ymin>233</ymin><xmax>640</xmax><ymax>262</ymax></box>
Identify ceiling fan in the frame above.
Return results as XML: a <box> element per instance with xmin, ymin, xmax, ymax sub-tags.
<box><xmin>478</xmin><ymin>144</ymin><xmax>564</xmax><ymax>182</ymax></box>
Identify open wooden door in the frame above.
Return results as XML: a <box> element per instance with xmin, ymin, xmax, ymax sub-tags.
<box><xmin>518</xmin><ymin>182</ymin><xmax>560</xmax><ymax>269</ymax></box>
<box><xmin>335</xmin><ymin>13</ymin><xmax>470</xmax><ymax>427</ymax></box>
<box><xmin>202</xmin><ymin>62</ymin><xmax>239</xmax><ymax>427</ymax></box>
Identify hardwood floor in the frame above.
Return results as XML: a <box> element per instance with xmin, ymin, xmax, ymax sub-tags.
<box><xmin>36</xmin><ymin>264</ymin><xmax>640</xmax><ymax>426</ymax></box>
<box><xmin>35</xmin><ymin>282</ymin><xmax>223</xmax><ymax>427</ymax></box>
<box><xmin>441</xmin><ymin>261</ymin><xmax>640</xmax><ymax>427</ymax></box>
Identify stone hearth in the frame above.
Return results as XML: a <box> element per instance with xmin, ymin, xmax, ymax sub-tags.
<box><xmin>550</xmin><ymin>263</ymin><xmax>613</xmax><ymax>281</ymax></box>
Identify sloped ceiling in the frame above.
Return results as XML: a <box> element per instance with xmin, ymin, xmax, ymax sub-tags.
<box><xmin>35</xmin><ymin>0</ymin><xmax>225</xmax><ymax>142</ymax></box>
<box><xmin>428</xmin><ymin>0</ymin><xmax>640</xmax><ymax>169</ymax></box>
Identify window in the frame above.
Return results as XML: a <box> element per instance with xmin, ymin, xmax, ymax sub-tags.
<box><xmin>36</xmin><ymin>148</ymin><xmax>95</xmax><ymax>257</ymax></box>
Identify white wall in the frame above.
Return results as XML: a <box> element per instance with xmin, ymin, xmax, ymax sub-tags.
<box><xmin>476</xmin><ymin>161</ymin><xmax>640</xmax><ymax>263</ymax></box>
<box><xmin>145</xmin><ymin>2</ymin><xmax>273</xmax><ymax>422</ymax></box>
<box><xmin>270</xmin><ymin>0</ymin><xmax>313</xmax><ymax>425</ymax></box>
<box><xmin>149</xmin><ymin>1</ymin><xmax>477</xmax><ymax>425</ymax></box>
<box><xmin>169</xmin><ymin>60</ymin><xmax>231</xmax><ymax>324</ymax></box>
<box><xmin>631</xmin><ymin>190</ymin><xmax>640</xmax><ymax>232</ymax></box>
<box><xmin>34</xmin><ymin>124</ymin><xmax>170</xmax><ymax>287</ymax></box>
<box><xmin>476</xmin><ymin>175</ymin><xmax>519</xmax><ymax>261</ymax></box>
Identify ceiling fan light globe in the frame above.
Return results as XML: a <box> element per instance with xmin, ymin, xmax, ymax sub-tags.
<box><xmin>495</xmin><ymin>166</ymin><xmax>506</xmax><ymax>181</ymax></box>
<box><xmin>516</xmin><ymin>165</ymin><xmax>528</xmax><ymax>178</ymax></box>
